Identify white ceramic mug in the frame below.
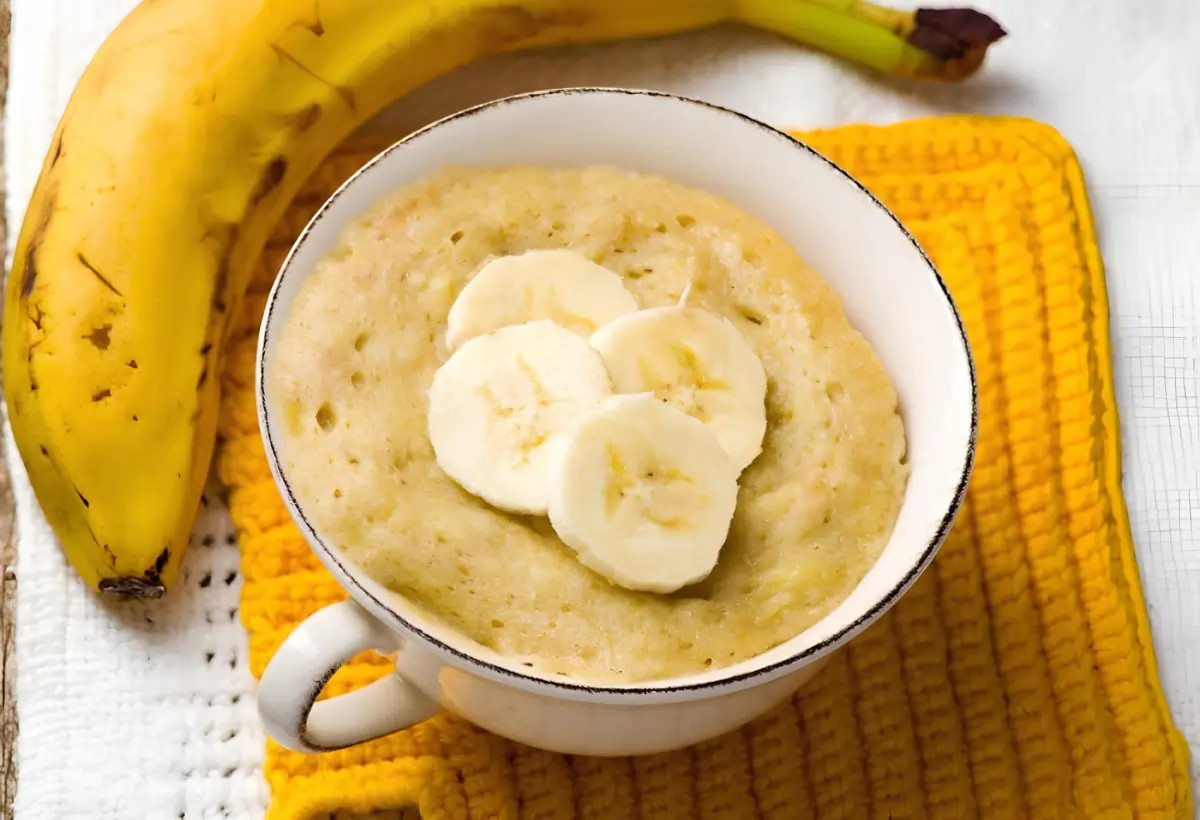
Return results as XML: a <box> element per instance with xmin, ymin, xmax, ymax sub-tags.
<box><xmin>255</xmin><ymin>88</ymin><xmax>977</xmax><ymax>756</ymax></box>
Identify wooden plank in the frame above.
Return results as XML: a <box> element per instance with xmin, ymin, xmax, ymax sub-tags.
<box><xmin>0</xmin><ymin>0</ymin><xmax>15</xmax><ymax>814</ymax></box>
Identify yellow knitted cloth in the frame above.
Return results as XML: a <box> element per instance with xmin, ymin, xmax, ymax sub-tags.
<box><xmin>218</xmin><ymin>116</ymin><xmax>1193</xmax><ymax>820</ymax></box>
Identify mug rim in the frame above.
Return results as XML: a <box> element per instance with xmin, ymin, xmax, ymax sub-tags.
<box><xmin>256</xmin><ymin>87</ymin><xmax>979</xmax><ymax>700</ymax></box>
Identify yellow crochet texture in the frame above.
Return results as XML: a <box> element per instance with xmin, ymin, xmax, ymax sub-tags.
<box><xmin>218</xmin><ymin>116</ymin><xmax>1193</xmax><ymax>820</ymax></box>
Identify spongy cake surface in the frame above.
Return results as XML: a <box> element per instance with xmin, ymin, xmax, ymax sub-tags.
<box><xmin>271</xmin><ymin>165</ymin><xmax>907</xmax><ymax>683</ymax></box>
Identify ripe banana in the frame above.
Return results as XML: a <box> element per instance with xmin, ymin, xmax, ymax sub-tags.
<box><xmin>2</xmin><ymin>0</ymin><xmax>1004</xmax><ymax>597</ymax></box>
<box><xmin>446</xmin><ymin>249</ymin><xmax>639</xmax><ymax>350</ymax></box>
<box><xmin>547</xmin><ymin>393</ymin><xmax>740</xmax><ymax>593</ymax></box>
<box><xmin>591</xmin><ymin>303</ymin><xmax>768</xmax><ymax>472</ymax></box>
<box><xmin>427</xmin><ymin>320</ymin><xmax>612</xmax><ymax>515</ymax></box>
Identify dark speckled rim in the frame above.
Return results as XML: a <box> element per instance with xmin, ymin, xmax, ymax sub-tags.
<box><xmin>257</xmin><ymin>87</ymin><xmax>978</xmax><ymax>700</ymax></box>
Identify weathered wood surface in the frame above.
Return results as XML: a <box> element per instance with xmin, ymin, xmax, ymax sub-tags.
<box><xmin>2</xmin><ymin>0</ymin><xmax>19</xmax><ymax>813</ymax></box>
<box><xmin>0</xmin><ymin>0</ymin><xmax>16</xmax><ymax>813</ymax></box>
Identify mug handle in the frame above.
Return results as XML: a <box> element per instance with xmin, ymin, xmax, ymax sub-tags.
<box><xmin>257</xmin><ymin>599</ymin><xmax>441</xmax><ymax>752</ymax></box>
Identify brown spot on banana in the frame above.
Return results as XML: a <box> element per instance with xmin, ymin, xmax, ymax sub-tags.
<box><xmin>19</xmin><ymin>187</ymin><xmax>59</xmax><ymax>300</ymax></box>
<box><xmin>290</xmin><ymin>103</ymin><xmax>322</xmax><ymax>134</ymax></box>
<box><xmin>26</xmin><ymin>336</ymin><xmax>45</xmax><ymax>392</ymax></box>
<box><xmin>76</xmin><ymin>489</ymin><xmax>89</xmax><ymax>508</ymax></box>
<box><xmin>268</xmin><ymin>43</ymin><xmax>355</xmax><ymax>113</ymax></box>
<box><xmin>289</xmin><ymin>0</ymin><xmax>324</xmax><ymax>37</ymax></box>
<box><xmin>249</xmin><ymin>157</ymin><xmax>288</xmax><ymax>208</ymax></box>
<box><xmin>77</xmin><ymin>252</ymin><xmax>124</xmax><ymax>298</ymax></box>
<box><xmin>92</xmin><ymin>388</ymin><xmax>112</xmax><ymax>402</ymax></box>
<box><xmin>48</xmin><ymin>134</ymin><xmax>64</xmax><ymax>169</ymax></box>
<box><xmin>21</xmin><ymin>231</ymin><xmax>45</xmax><ymax>300</ymax></box>
<box><xmin>84</xmin><ymin>323</ymin><xmax>112</xmax><ymax>350</ymax></box>
<box><xmin>126</xmin><ymin>359</ymin><xmax>138</xmax><ymax>369</ymax></box>
<box><xmin>197</xmin><ymin>364</ymin><xmax>209</xmax><ymax>389</ymax></box>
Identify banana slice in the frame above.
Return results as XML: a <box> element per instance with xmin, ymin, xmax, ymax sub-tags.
<box><xmin>590</xmin><ymin>305</ymin><xmax>768</xmax><ymax>472</ymax></box>
<box><xmin>446</xmin><ymin>249</ymin><xmax>639</xmax><ymax>349</ymax></box>
<box><xmin>547</xmin><ymin>394</ymin><xmax>739</xmax><ymax>593</ymax></box>
<box><xmin>427</xmin><ymin>320</ymin><xmax>612</xmax><ymax>515</ymax></box>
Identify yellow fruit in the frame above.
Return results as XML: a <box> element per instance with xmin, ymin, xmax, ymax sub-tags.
<box><xmin>2</xmin><ymin>0</ymin><xmax>1003</xmax><ymax>597</ymax></box>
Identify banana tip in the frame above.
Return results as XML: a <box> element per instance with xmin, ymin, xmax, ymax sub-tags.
<box><xmin>910</xmin><ymin>8</ymin><xmax>1007</xmax><ymax>62</ymax></box>
<box><xmin>98</xmin><ymin>576</ymin><xmax>168</xmax><ymax>599</ymax></box>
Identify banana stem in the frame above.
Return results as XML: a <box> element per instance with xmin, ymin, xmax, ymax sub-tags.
<box><xmin>739</xmin><ymin>0</ymin><xmax>930</xmax><ymax>76</ymax></box>
<box><xmin>738</xmin><ymin>0</ymin><xmax>1007</xmax><ymax>81</ymax></box>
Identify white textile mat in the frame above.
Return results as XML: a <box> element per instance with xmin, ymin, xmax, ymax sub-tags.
<box><xmin>6</xmin><ymin>1</ymin><xmax>1199</xmax><ymax>817</ymax></box>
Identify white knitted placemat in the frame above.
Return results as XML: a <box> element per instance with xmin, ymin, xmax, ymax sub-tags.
<box><xmin>7</xmin><ymin>1</ymin><xmax>1199</xmax><ymax>817</ymax></box>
